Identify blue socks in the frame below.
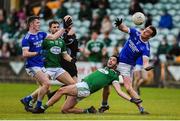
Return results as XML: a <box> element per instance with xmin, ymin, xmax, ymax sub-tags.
<box><xmin>24</xmin><ymin>95</ymin><xmax>33</xmax><ymax>102</ymax></box>
<box><xmin>36</xmin><ymin>100</ymin><xmax>42</xmax><ymax>108</ymax></box>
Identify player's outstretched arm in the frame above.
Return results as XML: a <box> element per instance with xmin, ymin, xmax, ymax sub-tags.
<box><xmin>112</xmin><ymin>81</ymin><xmax>131</xmax><ymax>101</ymax></box>
<box><xmin>46</xmin><ymin>29</ymin><xmax>65</xmax><ymax>40</ymax></box>
<box><xmin>115</xmin><ymin>18</ymin><xmax>129</xmax><ymax>33</ymax></box>
<box><xmin>143</xmin><ymin>56</ymin><xmax>154</xmax><ymax>71</ymax></box>
<box><xmin>112</xmin><ymin>81</ymin><xmax>143</xmax><ymax>104</ymax></box>
<box><xmin>46</xmin><ymin>17</ymin><xmax>73</xmax><ymax>40</ymax></box>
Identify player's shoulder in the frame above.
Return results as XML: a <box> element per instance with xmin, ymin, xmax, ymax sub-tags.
<box><xmin>130</xmin><ymin>28</ymin><xmax>140</xmax><ymax>34</ymax></box>
<box><xmin>111</xmin><ymin>70</ymin><xmax>119</xmax><ymax>79</ymax></box>
<box><xmin>37</xmin><ymin>31</ymin><xmax>46</xmax><ymax>34</ymax></box>
<box><xmin>23</xmin><ymin>33</ymin><xmax>31</xmax><ymax>40</ymax></box>
<box><xmin>39</xmin><ymin>31</ymin><xmax>47</xmax><ymax>35</ymax></box>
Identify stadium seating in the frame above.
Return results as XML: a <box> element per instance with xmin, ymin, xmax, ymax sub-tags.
<box><xmin>62</xmin><ymin>0</ymin><xmax>179</xmax><ymax>52</ymax></box>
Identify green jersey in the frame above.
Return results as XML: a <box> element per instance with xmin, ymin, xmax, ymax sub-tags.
<box><xmin>83</xmin><ymin>67</ymin><xmax>119</xmax><ymax>94</ymax></box>
<box><xmin>42</xmin><ymin>38</ymin><xmax>66</xmax><ymax>68</ymax></box>
<box><xmin>86</xmin><ymin>40</ymin><xmax>105</xmax><ymax>62</ymax></box>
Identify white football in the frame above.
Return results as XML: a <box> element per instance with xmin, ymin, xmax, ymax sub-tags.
<box><xmin>132</xmin><ymin>12</ymin><xmax>145</xmax><ymax>25</ymax></box>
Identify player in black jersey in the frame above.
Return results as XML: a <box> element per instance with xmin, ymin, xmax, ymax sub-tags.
<box><xmin>60</xmin><ymin>15</ymin><xmax>79</xmax><ymax>80</ymax></box>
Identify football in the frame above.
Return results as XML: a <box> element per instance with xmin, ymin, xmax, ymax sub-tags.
<box><xmin>132</xmin><ymin>12</ymin><xmax>145</xmax><ymax>25</ymax></box>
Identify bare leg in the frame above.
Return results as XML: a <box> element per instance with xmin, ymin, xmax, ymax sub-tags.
<box><xmin>30</xmin><ymin>86</ymin><xmax>40</xmax><ymax>101</ymax></box>
<box><xmin>34</xmin><ymin>71</ymin><xmax>50</xmax><ymax>102</ymax></box>
<box><xmin>56</xmin><ymin>72</ymin><xmax>76</xmax><ymax>85</ymax></box>
<box><xmin>46</xmin><ymin>84</ymin><xmax>78</xmax><ymax>107</ymax></box>
<box><xmin>47</xmin><ymin>74</ymin><xmax>78</xmax><ymax>100</ymax></box>
<box><xmin>20</xmin><ymin>71</ymin><xmax>50</xmax><ymax>111</ymax></box>
<box><xmin>123</xmin><ymin>76</ymin><xmax>144</xmax><ymax>110</ymax></box>
<box><xmin>102</xmin><ymin>86</ymin><xmax>110</xmax><ymax>105</ymax></box>
<box><xmin>98</xmin><ymin>86</ymin><xmax>111</xmax><ymax>113</ymax></box>
<box><xmin>133</xmin><ymin>70</ymin><xmax>143</xmax><ymax>94</ymax></box>
<box><xmin>159</xmin><ymin>63</ymin><xmax>165</xmax><ymax>87</ymax></box>
<box><xmin>61</xmin><ymin>96</ymin><xmax>84</xmax><ymax>114</ymax></box>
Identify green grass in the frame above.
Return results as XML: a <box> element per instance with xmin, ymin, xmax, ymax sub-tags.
<box><xmin>0</xmin><ymin>83</ymin><xmax>180</xmax><ymax>120</ymax></box>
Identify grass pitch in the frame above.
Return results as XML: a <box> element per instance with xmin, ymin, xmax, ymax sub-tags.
<box><xmin>0</xmin><ymin>83</ymin><xmax>180</xmax><ymax>120</ymax></box>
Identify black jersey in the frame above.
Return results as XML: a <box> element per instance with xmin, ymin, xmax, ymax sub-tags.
<box><xmin>61</xmin><ymin>30</ymin><xmax>79</xmax><ymax>58</ymax></box>
<box><xmin>60</xmin><ymin>30</ymin><xmax>79</xmax><ymax>77</ymax></box>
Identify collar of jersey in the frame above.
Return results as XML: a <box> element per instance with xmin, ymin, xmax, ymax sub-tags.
<box><xmin>28</xmin><ymin>31</ymin><xmax>39</xmax><ymax>35</ymax></box>
<box><xmin>139</xmin><ymin>35</ymin><xmax>148</xmax><ymax>44</ymax></box>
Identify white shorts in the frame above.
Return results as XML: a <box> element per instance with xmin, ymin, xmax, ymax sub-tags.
<box><xmin>159</xmin><ymin>54</ymin><xmax>167</xmax><ymax>63</ymax></box>
<box><xmin>46</xmin><ymin>67</ymin><xmax>66</xmax><ymax>80</ymax></box>
<box><xmin>25</xmin><ymin>67</ymin><xmax>47</xmax><ymax>77</ymax></box>
<box><xmin>134</xmin><ymin>64</ymin><xmax>143</xmax><ymax>71</ymax></box>
<box><xmin>117</xmin><ymin>62</ymin><xmax>134</xmax><ymax>78</ymax></box>
<box><xmin>75</xmin><ymin>82</ymin><xmax>90</xmax><ymax>98</ymax></box>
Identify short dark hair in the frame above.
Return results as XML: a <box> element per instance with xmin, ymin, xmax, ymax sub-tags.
<box><xmin>111</xmin><ymin>55</ymin><xmax>119</xmax><ymax>63</ymax></box>
<box><xmin>149</xmin><ymin>25</ymin><xmax>157</xmax><ymax>37</ymax></box>
<box><xmin>49</xmin><ymin>20</ymin><xmax>59</xmax><ymax>28</ymax></box>
<box><xmin>26</xmin><ymin>16</ymin><xmax>40</xmax><ymax>27</ymax></box>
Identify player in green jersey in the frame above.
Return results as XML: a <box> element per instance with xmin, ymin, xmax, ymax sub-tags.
<box><xmin>43</xmin><ymin>20</ymin><xmax>76</xmax><ymax>86</ymax></box>
<box><xmin>85</xmin><ymin>31</ymin><xmax>107</xmax><ymax>71</ymax></box>
<box><xmin>31</xmin><ymin>55</ymin><xmax>142</xmax><ymax>114</ymax></box>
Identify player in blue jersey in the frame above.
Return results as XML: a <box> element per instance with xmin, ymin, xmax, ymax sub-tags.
<box><xmin>99</xmin><ymin>18</ymin><xmax>157</xmax><ymax>114</ymax></box>
<box><xmin>20</xmin><ymin>16</ymin><xmax>72</xmax><ymax>112</ymax></box>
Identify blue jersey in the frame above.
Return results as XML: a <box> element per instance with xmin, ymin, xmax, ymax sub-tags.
<box><xmin>119</xmin><ymin>28</ymin><xmax>150</xmax><ymax>66</ymax></box>
<box><xmin>136</xmin><ymin>56</ymin><xmax>143</xmax><ymax>66</ymax></box>
<box><xmin>21</xmin><ymin>32</ymin><xmax>47</xmax><ymax>68</ymax></box>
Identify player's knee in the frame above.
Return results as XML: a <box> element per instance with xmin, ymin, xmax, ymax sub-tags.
<box><xmin>61</xmin><ymin>109</ymin><xmax>67</xmax><ymax>113</ymax></box>
<box><xmin>124</xmin><ymin>83</ymin><xmax>132</xmax><ymax>92</ymax></box>
<box><xmin>57</xmin><ymin>88</ymin><xmax>65</xmax><ymax>94</ymax></box>
<box><xmin>61</xmin><ymin>108</ymin><xmax>70</xmax><ymax>114</ymax></box>
<box><xmin>43</xmin><ymin>81</ymin><xmax>51</xmax><ymax>89</ymax></box>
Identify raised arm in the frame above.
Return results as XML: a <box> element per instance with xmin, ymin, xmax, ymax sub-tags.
<box><xmin>46</xmin><ymin>17</ymin><xmax>72</xmax><ymax>40</ymax></box>
<box><xmin>114</xmin><ymin>18</ymin><xmax>129</xmax><ymax>33</ymax></box>
<box><xmin>46</xmin><ymin>29</ymin><xmax>65</xmax><ymax>40</ymax></box>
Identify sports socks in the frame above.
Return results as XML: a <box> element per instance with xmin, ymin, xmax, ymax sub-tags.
<box><xmin>101</xmin><ymin>101</ymin><xmax>109</xmax><ymax>107</ymax></box>
<box><xmin>36</xmin><ymin>100</ymin><xmax>42</xmax><ymax>108</ymax></box>
<box><xmin>24</xmin><ymin>95</ymin><xmax>33</xmax><ymax>102</ymax></box>
<box><xmin>139</xmin><ymin>107</ymin><xmax>144</xmax><ymax>112</ymax></box>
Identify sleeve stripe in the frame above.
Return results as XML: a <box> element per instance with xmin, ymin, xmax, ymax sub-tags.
<box><xmin>112</xmin><ymin>80</ymin><xmax>119</xmax><ymax>84</ymax></box>
<box><xmin>22</xmin><ymin>47</ymin><xmax>29</xmax><ymax>49</ymax></box>
<box><xmin>24</xmin><ymin>33</ymin><xmax>30</xmax><ymax>39</ymax></box>
<box><xmin>62</xmin><ymin>51</ymin><xmax>67</xmax><ymax>54</ymax></box>
<box><xmin>128</xmin><ymin>28</ymin><xmax>130</xmax><ymax>34</ymax></box>
<box><xmin>142</xmin><ymin>55</ymin><xmax>149</xmax><ymax>59</ymax></box>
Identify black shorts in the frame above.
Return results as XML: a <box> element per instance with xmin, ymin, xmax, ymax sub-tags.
<box><xmin>60</xmin><ymin>59</ymin><xmax>78</xmax><ymax>77</ymax></box>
